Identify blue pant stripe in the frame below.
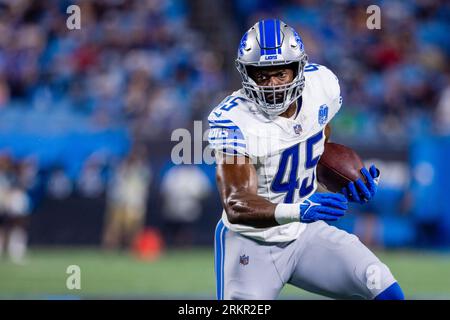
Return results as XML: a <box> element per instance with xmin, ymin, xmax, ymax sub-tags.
<box><xmin>220</xmin><ymin>223</ymin><xmax>228</xmax><ymax>299</ymax></box>
<box><xmin>214</xmin><ymin>220</ymin><xmax>227</xmax><ymax>300</ymax></box>
<box><xmin>214</xmin><ymin>221</ymin><xmax>222</xmax><ymax>299</ymax></box>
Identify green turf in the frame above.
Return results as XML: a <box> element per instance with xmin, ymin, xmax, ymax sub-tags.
<box><xmin>0</xmin><ymin>248</ymin><xmax>449</xmax><ymax>299</ymax></box>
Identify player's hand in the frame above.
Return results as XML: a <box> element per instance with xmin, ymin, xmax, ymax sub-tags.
<box><xmin>341</xmin><ymin>165</ymin><xmax>380</xmax><ymax>204</ymax></box>
<box><xmin>299</xmin><ymin>193</ymin><xmax>348</xmax><ymax>223</ymax></box>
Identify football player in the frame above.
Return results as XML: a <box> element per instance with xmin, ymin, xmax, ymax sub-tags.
<box><xmin>208</xmin><ymin>19</ymin><xmax>404</xmax><ymax>300</ymax></box>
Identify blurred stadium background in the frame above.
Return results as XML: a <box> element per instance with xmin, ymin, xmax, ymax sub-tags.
<box><xmin>0</xmin><ymin>0</ymin><xmax>449</xmax><ymax>299</ymax></box>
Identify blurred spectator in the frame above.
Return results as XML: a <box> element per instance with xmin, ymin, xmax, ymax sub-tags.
<box><xmin>435</xmin><ymin>78</ymin><xmax>450</xmax><ymax>135</ymax></box>
<box><xmin>161</xmin><ymin>165</ymin><xmax>211</xmax><ymax>247</ymax></box>
<box><xmin>76</xmin><ymin>153</ymin><xmax>109</xmax><ymax>198</ymax></box>
<box><xmin>102</xmin><ymin>147</ymin><xmax>151</xmax><ymax>251</ymax></box>
<box><xmin>0</xmin><ymin>0</ymin><xmax>224</xmax><ymax>141</ymax></box>
<box><xmin>47</xmin><ymin>166</ymin><xmax>73</xmax><ymax>199</ymax></box>
<box><xmin>0</xmin><ymin>154</ymin><xmax>31</xmax><ymax>264</ymax></box>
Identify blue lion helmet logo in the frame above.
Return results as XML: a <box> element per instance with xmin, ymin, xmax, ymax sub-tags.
<box><xmin>292</xmin><ymin>29</ymin><xmax>304</xmax><ymax>51</ymax></box>
<box><xmin>238</xmin><ymin>32</ymin><xmax>248</xmax><ymax>57</ymax></box>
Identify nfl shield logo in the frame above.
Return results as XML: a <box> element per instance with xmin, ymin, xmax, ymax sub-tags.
<box><xmin>239</xmin><ymin>254</ymin><xmax>249</xmax><ymax>266</ymax></box>
<box><xmin>318</xmin><ymin>104</ymin><xmax>329</xmax><ymax>125</ymax></box>
<box><xmin>293</xmin><ymin>124</ymin><xmax>302</xmax><ymax>135</ymax></box>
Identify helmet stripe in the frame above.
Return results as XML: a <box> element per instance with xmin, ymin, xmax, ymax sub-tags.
<box><xmin>275</xmin><ymin>19</ymin><xmax>281</xmax><ymax>54</ymax></box>
<box><xmin>262</xmin><ymin>19</ymin><xmax>276</xmax><ymax>55</ymax></box>
<box><xmin>258</xmin><ymin>21</ymin><xmax>265</xmax><ymax>55</ymax></box>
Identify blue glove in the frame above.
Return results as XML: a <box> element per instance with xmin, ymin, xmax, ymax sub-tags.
<box><xmin>299</xmin><ymin>193</ymin><xmax>348</xmax><ymax>223</ymax></box>
<box><xmin>341</xmin><ymin>165</ymin><xmax>380</xmax><ymax>204</ymax></box>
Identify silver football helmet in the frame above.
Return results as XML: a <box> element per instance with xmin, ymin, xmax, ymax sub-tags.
<box><xmin>236</xmin><ymin>19</ymin><xmax>308</xmax><ymax>117</ymax></box>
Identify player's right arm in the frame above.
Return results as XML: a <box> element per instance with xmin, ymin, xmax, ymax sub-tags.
<box><xmin>215</xmin><ymin>152</ymin><xmax>348</xmax><ymax>228</ymax></box>
<box><xmin>216</xmin><ymin>152</ymin><xmax>278</xmax><ymax>228</ymax></box>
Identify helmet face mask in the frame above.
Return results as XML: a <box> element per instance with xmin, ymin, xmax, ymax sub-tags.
<box><xmin>235</xmin><ymin>19</ymin><xmax>308</xmax><ymax>117</ymax></box>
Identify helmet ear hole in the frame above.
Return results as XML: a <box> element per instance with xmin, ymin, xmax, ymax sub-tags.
<box><xmin>286</xmin><ymin>62</ymin><xmax>299</xmax><ymax>78</ymax></box>
<box><xmin>245</xmin><ymin>65</ymin><xmax>259</xmax><ymax>82</ymax></box>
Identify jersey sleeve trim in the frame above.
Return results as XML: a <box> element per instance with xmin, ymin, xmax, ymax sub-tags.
<box><xmin>207</xmin><ymin>119</ymin><xmax>248</xmax><ymax>157</ymax></box>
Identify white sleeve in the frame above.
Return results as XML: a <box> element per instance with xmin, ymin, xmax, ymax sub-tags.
<box><xmin>207</xmin><ymin>118</ymin><xmax>248</xmax><ymax>157</ymax></box>
<box><xmin>207</xmin><ymin>95</ymin><xmax>252</xmax><ymax>158</ymax></box>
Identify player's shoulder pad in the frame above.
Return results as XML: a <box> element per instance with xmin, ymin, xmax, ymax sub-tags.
<box><xmin>207</xmin><ymin>92</ymin><xmax>250</xmax><ymax>157</ymax></box>
<box><xmin>304</xmin><ymin>63</ymin><xmax>342</xmax><ymax>123</ymax></box>
<box><xmin>304</xmin><ymin>63</ymin><xmax>340</xmax><ymax>101</ymax></box>
<box><xmin>208</xmin><ymin>91</ymin><xmax>251</xmax><ymax>121</ymax></box>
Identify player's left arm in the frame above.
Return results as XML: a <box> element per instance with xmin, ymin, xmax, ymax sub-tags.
<box><xmin>325</xmin><ymin>124</ymin><xmax>331</xmax><ymax>143</ymax></box>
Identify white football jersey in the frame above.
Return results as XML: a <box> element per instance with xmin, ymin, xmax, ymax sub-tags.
<box><xmin>208</xmin><ymin>64</ymin><xmax>342</xmax><ymax>242</ymax></box>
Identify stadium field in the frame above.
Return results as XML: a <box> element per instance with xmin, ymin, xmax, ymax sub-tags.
<box><xmin>0</xmin><ymin>248</ymin><xmax>449</xmax><ymax>299</ymax></box>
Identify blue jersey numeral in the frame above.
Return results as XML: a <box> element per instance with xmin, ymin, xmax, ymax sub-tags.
<box><xmin>300</xmin><ymin>130</ymin><xmax>323</xmax><ymax>197</ymax></box>
<box><xmin>304</xmin><ymin>63</ymin><xmax>319</xmax><ymax>72</ymax></box>
<box><xmin>271</xmin><ymin>143</ymin><xmax>300</xmax><ymax>203</ymax></box>
<box><xmin>271</xmin><ymin>131</ymin><xmax>324</xmax><ymax>203</ymax></box>
<box><xmin>215</xmin><ymin>97</ymin><xmax>245</xmax><ymax>114</ymax></box>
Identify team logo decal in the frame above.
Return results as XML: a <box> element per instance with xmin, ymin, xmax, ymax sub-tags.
<box><xmin>239</xmin><ymin>254</ymin><xmax>249</xmax><ymax>266</ymax></box>
<box><xmin>292</xmin><ymin>29</ymin><xmax>304</xmax><ymax>51</ymax></box>
<box><xmin>238</xmin><ymin>32</ymin><xmax>248</xmax><ymax>57</ymax></box>
<box><xmin>293</xmin><ymin>124</ymin><xmax>302</xmax><ymax>135</ymax></box>
<box><xmin>318</xmin><ymin>104</ymin><xmax>329</xmax><ymax>125</ymax></box>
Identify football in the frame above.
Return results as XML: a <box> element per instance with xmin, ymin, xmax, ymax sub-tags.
<box><xmin>317</xmin><ymin>142</ymin><xmax>366</xmax><ymax>193</ymax></box>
